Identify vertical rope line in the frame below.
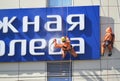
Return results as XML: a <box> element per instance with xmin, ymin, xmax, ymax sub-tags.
<box><xmin>66</xmin><ymin>5</ymin><xmax>68</xmax><ymax>36</ymax></box>
<box><xmin>71</xmin><ymin>1</ymin><xmax>74</xmax><ymax>81</ymax></box>
<box><xmin>116</xmin><ymin>0</ymin><xmax>120</xmax><ymax>81</ymax></box>
<box><xmin>18</xmin><ymin>62</ymin><xmax>20</xmax><ymax>81</ymax></box>
<box><xmin>46</xmin><ymin>2</ymin><xmax>48</xmax><ymax>81</ymax></box>
<box><xmin>18</xmin><ymin>1</ymin><xmax>20</xmax><ymax>80</ymax></box>
<box><xmin>100</xmin><ymin>0</ymin><xmax>106</xmax><ymax>17</ymax></box>
<box><xmin>99</xmin><ymin>0</ymin><xmax>103</xmax><ymax>80</ymax></box>
<box><xmin>62</xmin><ymin>0</ymin><xmax>64</xmax><ymax>36</ymax></box>
<box><xmin>65</xmin><ymin>1</ymin><xmax>72</xmax><ymax>81</ymax></box>
<box><xmin>72</xmin><ymin>0</ymin><xmax>74</xmax><ymax>7</ymax></box>
<box><xmin>117</xmin><ymin>0</ymin><xmax>120</xmax><ymax>21</ymax></box>
<box><xmin>66</xmin><ymin>3</ymin><xmax>71</xmax><ymax>81</ymax></box>
<box><xmin>107</xmin><ymin>0</ymin><xmax>110</xmax><ymax>81</ymax></box>
<box><xmin>19</xmin><ymin>0</ymin><xmax>20</xmax><ymax>8</ymax></box>
<box><xmin>58</xmin><ymin>1</ymin><xmax>64</xmax><ymax>80</ymax></box>
<box><xmin>108</xmin><ymin>0</ymin><xmax>110</xmax><ymax>25</ymax></box>
<box><xmin>90</xmin><ymin>0</ymin><xmax>103</xmax><ymax>80</ymax></box>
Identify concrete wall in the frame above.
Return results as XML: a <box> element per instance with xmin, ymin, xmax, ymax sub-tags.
<box><xmin>73</xmin><ymin>0</ymin><xmax>120</xmax><ymax>81</ymax></box>
<box><xmin>0</xmin><ymin>0</ymin><xmax>47</xmax><ymax>9</ymax></box>
<box><xmin>0</xmin><ymin>0</ymin><xmax>47</xmax><ymax>81</ymax></box>
<box><xmin>0</xmin><ymin>0</ymin><xmax>120</xmax><ymax>81</ymax></box>
<box><xmin>0</xmin><ymin>62</ymin><xmax>46</xmax><ymax>81</ymax></box>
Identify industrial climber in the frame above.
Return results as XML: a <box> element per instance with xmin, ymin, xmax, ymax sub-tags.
<box><xmin>53</xmin><ymin>36</ymin><xmax>78</xmax><ymax>58</ymax></box>
<box><xmin>101</xmin><ymin>27</ymin><xmax>115</xmax><ymax>56</ymax></box>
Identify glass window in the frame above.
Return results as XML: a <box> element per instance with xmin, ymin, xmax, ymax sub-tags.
<box><xmin>48</xmin><ymin>0</ymin><xmax>72</xmax><ymax>7</ymax></box>
<box><xmin>47</xmin><ymin>62</ymin><xmax>72</xmax><ymax>81</ymax></box>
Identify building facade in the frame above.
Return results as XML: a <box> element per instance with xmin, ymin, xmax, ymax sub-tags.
<box><xmin>0</xmin><ymin>0</ymin><xmax>120</xmax><ymax>81</ymax></box>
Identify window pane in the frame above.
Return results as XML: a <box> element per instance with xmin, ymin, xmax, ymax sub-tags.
<box><xmin>48</xmin><ymin>0</ymin><xmax>72</xmax><ymax>7</ymax></box>
<box><xmin>48</xmin><ymin>77</ymin><xmax>72</xmax><ymax>81</ymax></box>
<box><xmin>47</xmin><ymin>62</ymin><xmax>72</xmax><ymax>77</ymax></box>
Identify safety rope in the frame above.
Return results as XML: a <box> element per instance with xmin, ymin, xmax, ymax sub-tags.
<box><xmin>18</xmin><ymin>1</ymin><xmax>20</xmax><ymax>81</ymax></box>
<box><xmin>59</xmin><ymin>1</ymin><xmax>72</xmax><ymax>81</ymax></box>
<box><xmin>107</xmin><ymin>0</ymin><xmax>110</xmax><ymax>81</ymax></box>
<box><xmin>117</xmin><ymin>0</ymin><xmax>120</xmax><ymax>20</ymax></box>
<box><xmin>116</xmin><ymin>0</ymin><xmax>120</xmax><ymax>81</ymax></box>
<box><xmin>60</xmin><ymin>1</ymin><xmax>72</xmax><ymax>81</ymax></box>
<box><xmin>99</xmin><ymin>0</ymin><xmax>109</xmax><ymax>80</ymax></box>
<box><xmin>66</xmin><ymin>4</ymin><xmax>72</xmax><ymax>81</ymax></box>
<box><xmin>92</xmin><ymin>0</ymin><xmax>103</xmax><ymax>80</ymax></box>
<box><xmin>100</xmin><ymin>0</ymin><xmax>105</xmax><ymax>77</ymax></box>
<box><xmin>60</xmin><ymin>1</ymin><xmax>63</xmax><ymax>80</ymax></box>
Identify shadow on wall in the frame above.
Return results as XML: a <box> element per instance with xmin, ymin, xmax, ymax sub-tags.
<box><xmin>73</xmin><ymin>16</ymin><xmax>120</xmax><ymax>81</ymax></box>
<box><xmin>100</xmin><ymin>16</ymin><xmax>118</xmax><ymax>56</ymax></box>
<box><xmin>101</xmin><ymin>44</ymin><xmax>120</xmax><ymax>58</ymax></box>
<box><xmin>75</xmin><ymin>70</ymin><xmax>103</xmax><ymax>81</ymax></box>
<box><xmin>112</xmin><ymin>47</ymin><xmax>120</xmax><ymax>58</ymax></box>
<box><xmin>101</xmin><ymin>16</ymin><xmax>120</xmax><ymax>58</ymax></box>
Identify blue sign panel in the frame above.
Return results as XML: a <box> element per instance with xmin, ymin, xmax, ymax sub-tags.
<box><xmin>0</xmin><ymin>6</ymin><xmax>100</xmax><ymax>62</ymax></box>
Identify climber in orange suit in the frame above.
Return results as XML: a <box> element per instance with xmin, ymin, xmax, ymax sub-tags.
<box><xmin>53</xmin><ymin>36</ymin><xmax>77</xmax><ymax>58</ymax></box>
<box><xmin>101</xmin><ymin>27</ymin><xmax>115</xmax><ymax>56</ymax></box>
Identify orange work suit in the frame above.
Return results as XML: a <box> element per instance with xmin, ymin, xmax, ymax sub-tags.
<box><xmin>53</xmin><ymin>37</ymin><xmax>77</xmax><ymax>58</ymax></box>
<box><xmin>101</xmin><ymin>27</ymin><xmax>115</xmax><ymax>56</ymax></box>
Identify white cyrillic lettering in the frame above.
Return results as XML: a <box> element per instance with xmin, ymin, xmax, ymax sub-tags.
<box><xmin>71</xmin><ymin>38</ymin><xmax>85</xmax><ymax>54</ymax></box>
<box><xmin>45</xmin><ymin>15</ymin><xmax>62</xmax><ymax>31</ymax></box>
<box><xmin>23</xmin><ymin>16</ymin><xmax>40</xmax><ymax>32</ymax></box>
<box><xmin>0</xmin><ymin>16</ymin><xmax>18</xmax><ymax>33</ymax></box>
<box><xmin>0</xmin><ymin>40</ymin><xmax>5</xmax><ymax>56</ymax></box>
<box><xmin>30</xmin><ymin>39</ymin><xmax>46</xmax><ymax>55</ymax></box>
<box><xmin>8</xmin><ymin>40</ymin><xmax>27</xmax><ymax>56</ymax></box>
<box><xmin>49</xmin><ymin>37</ymin><xmax>85</xmax><ymax>55</ymax></box>
<box><xmin>67</xmin><ymin>14</ymin><xmax>85</xmax><ymax>31</ymax></box>
<box><xmin>49</xmin><ymin>38</ymin><xmax>61</xmax><ymax>55</ymax></box>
